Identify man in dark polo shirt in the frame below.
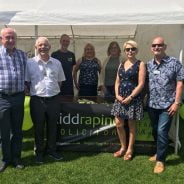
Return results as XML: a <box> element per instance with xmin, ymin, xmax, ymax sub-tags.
<box><xmin>51</xmin><ymin>34</ymin><xmax>76</xmax><ymax>96</ymax></box>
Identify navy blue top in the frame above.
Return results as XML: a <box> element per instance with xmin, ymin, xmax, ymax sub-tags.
<box><xmin>119</xmin><ymin>60</ymin><xmax>141</xmax><ymax>100</ymax></box>
<box><xmin>79</xmin><ymin>57</ymin><xmax>100</xmax><ymax>86</ymax></box>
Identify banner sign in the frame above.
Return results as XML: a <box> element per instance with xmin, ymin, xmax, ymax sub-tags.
<box><xmin>57</xmin><ymin>97</ymin><xmax>154</xmax><ymax>152</ymax></box>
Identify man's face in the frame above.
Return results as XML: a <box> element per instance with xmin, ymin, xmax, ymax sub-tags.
<box><xmin>60</xmin><ymin>36</ymin><xmax>70</xmax><ymax>49</ymax></box>
<box><xmin>36</xmin><ymin>39</ymin><xmax>50</xmax><ymax>56</ymax></box>
<box><xmin>1</xmin><ymin>29</ymin><xmax>17</xmax><ymax>50</ymax></box>
<box><xmin>151</xmin><ymin>37</ymin><xmax>166</xmax><ymax>57</ymax></box>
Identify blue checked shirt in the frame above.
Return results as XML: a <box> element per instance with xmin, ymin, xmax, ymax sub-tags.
<box><xmin>147</xmin><ymin>56</ymin><xmax>184</xmax><ymax>109</ymax></box>
<box><xmin>0</xmin><ymin>46</ymin><xmax>27</xmax><ymax>94</ymax></box>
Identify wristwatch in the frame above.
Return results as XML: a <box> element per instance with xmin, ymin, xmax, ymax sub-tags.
<box><xmin>174</xmin><ymin>101</ymin><xmax>181</xmax><ymax>105</ymax></box>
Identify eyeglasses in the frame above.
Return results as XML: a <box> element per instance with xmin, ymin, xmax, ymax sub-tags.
<box><xmin>124</xmin><ymin>47</ymin><xmax>137</xmax><ymax>52</ymax></box>
<box><xmin>151</xmin><ymin>44</ymin><xmax>164</xmax><ymax>48</ymax></box>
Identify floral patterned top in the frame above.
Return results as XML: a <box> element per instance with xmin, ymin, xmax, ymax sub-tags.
<box><xmin>147</xmin><ymin>56</ymin><xmax>184</xmax><ymax>109</ymax></box>
<box><xmin>79</xmin><ymin>57</ymin><xmax>100</xmax><ymax>86</ymax></box>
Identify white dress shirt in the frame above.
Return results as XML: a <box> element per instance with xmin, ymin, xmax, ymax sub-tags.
<box><xmin>26</xmin><ymin>56</ymin><xmax>66</xmax><ymax>97</ymax></box>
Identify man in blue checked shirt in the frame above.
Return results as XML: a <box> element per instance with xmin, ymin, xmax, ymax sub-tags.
<box><xmin>147</xmin><ymin>36</ymin><xmax>184</xmax><ymax>174</ymax></box>
<box><xmin>0</xmin><ymin>28</ymin><xmax>27</xmax><ymax>172</ymax></box>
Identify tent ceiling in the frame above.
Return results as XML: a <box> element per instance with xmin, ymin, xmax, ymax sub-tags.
<box><xmin>0</xmin><ymin>0</ymin><xmax>184</xmax><ymax>25</ymax></box>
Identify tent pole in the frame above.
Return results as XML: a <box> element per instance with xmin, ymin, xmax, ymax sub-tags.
<box><xmin>34</xmin><ymin>25</ymin><xmax>38</xmax><ymax>56</ymax></box>
<box><xmin>70</xmin><ymin>25</ymin><xmax>75</xmax><ymax>54</ymax></box>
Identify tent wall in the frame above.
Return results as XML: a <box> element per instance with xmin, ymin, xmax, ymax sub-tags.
<box><xmin>12</xmin><ymin>25</ymin><xmax>182</xmax><ymax>64</ymax></box>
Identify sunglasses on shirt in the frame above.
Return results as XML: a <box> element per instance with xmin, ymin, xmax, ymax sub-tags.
<box><xmin>151</xmin><ymin>44</ymin><xmax>164</xmax><ymax>48</ymax></box>
<box><xmin>124</xmin><ymin>47</ymin><xmax>137</xmax><ymax>52</ymax></box>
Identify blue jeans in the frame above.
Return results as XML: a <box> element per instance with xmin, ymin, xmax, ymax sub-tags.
<box><xmin>148</xmin><ymin>107</ymin><xmax>172</xmax><ymax>162</ymax></box>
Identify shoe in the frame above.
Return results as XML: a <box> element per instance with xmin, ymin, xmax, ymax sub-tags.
<box><xmin>35</xmin><ymin>155</ymin><xmax>44</xmax><ymax>164</ymax></box>
<box><xmin>149</xmin><ymin>154</ymin><xmax>157</xmax><ymax>162</ymax></box>
<box><xmin>13</xmin><ymin>161</ymin><xmax>25</xmax><ymax>170</ymax></box>
<box><xmin>48</xmin><ymin>152</ymin><xmax>63</xmax><ymax>161</ymax></box>
<box><xmin>154</xmin><ymin>161</ymin><xmax>165</xmax><ymax>174</ymax></box>
<box><xmin>113</xmin><ymin>148</ymin><xmax>126</xmax><ymax>158</ymax></box>
<box><xmin>0</xmin><ymin>162</ymin><xmax>9</xmax><ymax>173</ymax></box>
<box><xmin>123</xmin><ymin>150</ymin><xmax>133</xmax><ymax>161</ymax></box>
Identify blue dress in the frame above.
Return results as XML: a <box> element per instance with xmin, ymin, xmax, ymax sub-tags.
<box><xmin>111</xmin><ymin>60</ymin><xmax>143</xmax><ymax>120</ymax></box>
<box><xmin>78</xmin><ymin>57</ymin><xmax>100</xmax><ymax>96</ymax></box>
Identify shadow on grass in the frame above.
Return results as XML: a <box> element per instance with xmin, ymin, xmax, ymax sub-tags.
<box><xmin>166</xmin><ymin>156</ymin><xmax>184</xmax><ymax>166</ymax></box>
<box><xmin>22</xmin><ymin>137</ymin><xmax>100</xmax><ymax>168</ymax></box>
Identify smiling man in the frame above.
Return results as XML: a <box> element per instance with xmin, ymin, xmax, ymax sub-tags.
<box><xmin>51</xmin><ymin>34</ymin><xmax>76</xmax><ymax>96</ymax></box>
<box><xmin>0</xmin><ymin>28</ymin><xmax>27</xmax><ymax>172</ymax></box>
<box><xmin>147</xmin><ymin>36</ymin><xmax>184</xmax><ymax>174</ymax></box>
<box><xmin>25</xmin><ymin>37</ymin><xmax>65</xmax><ymax>164</ymax></box>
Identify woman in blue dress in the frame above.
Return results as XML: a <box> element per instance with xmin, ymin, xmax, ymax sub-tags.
<box><xmin>73</xmin><ymin>43</ymin><xmax>101</xmax><ymax>96</ymax></box>
<box><xmin>111</xmin><ymin>40</ymin><xmax>146</xmax><ymax>160</ymax></box>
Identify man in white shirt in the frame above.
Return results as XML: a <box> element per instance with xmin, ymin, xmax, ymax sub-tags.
<box><xmin>25</xmin><ymin>37</ymin><xmax>65</xmax><ymax>164</ymax></box>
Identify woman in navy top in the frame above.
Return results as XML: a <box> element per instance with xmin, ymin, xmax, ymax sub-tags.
<box><xmin>73</xmin><ymin>43</ymin><xmax>101</xmax><ymax>96</ymax></box>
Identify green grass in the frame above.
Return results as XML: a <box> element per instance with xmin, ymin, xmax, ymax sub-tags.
<box><xmin>0</xmin><ymin>135</ymin><xmax>184</xmax><ymax>184</ymax></box>
<box><xmin>0</xmin><ymin>116</ymin><xmax>184</xmax><ymax>184</ymax></box>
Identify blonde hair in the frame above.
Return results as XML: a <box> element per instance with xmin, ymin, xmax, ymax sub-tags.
<box><xmin>83</xmin><ymin>43</ymin><xmax>95</xmax><ymax>58</ymax></box>
<box><xmin>123</xmin><ymin>40</ymin><xmax>138</xmax><ymax>51</ymax></box>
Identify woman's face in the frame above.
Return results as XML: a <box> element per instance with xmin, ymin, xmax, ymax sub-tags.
<box><xmin>124</xmin><ymin>44</ymin><xmax>137</xmax><ymax>59</ymax></box>
<box><xmin>85</xmin><ymin>45</ymin><xmax>95</xmax><ymax>58</ymax></box>
<box><xmin>110</xmin><ymin>44</ymin><xmax>120</xmax><ymax>57</ymax></box>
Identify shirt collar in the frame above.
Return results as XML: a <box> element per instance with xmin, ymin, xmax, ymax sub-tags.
<box><xmin>2</xmin><ymin>45</ymin><xmax>16</xmax><ymax>55</ymax></box>
<box><xmin>35</xmin><ymin>55</ymin><xmax>52</xmax><ymax>64</ymax></box>
<box><xmin>152</xmin><ymin>55</ymin><xmax>170</xmax><ymax>65</ymax></box>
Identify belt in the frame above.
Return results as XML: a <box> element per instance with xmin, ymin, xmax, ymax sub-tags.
<box><xmin>32</xmin><ymin>94</ymin><xmax>59</xmax><ymax>101</ymax></box>
<box><xmin>0</xmin><ymin>91</ymin><xmax>24</xmax><ymax>97</ymax></box>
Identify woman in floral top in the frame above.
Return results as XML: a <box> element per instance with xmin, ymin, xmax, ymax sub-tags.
<box><xmin>73</xmin><ymin>43</ymin><xmax>101</xmax><ymax>96</ymax></box>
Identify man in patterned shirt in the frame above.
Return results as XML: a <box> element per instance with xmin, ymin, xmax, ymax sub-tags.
<box><xmin>0</xmin><ymin>28</ymin><xmax>27</xmax><ymax>172</ymax></box>
<box><xmin>147</xmin><ymin>36</ymin><xmax>184</xmax><ymax>174</ymax></box>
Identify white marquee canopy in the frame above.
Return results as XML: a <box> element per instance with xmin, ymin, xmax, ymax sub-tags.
<box><xmin>1</xmin><ymin>0</ymin><xmax>184</xmax><ymax>25</ymax></box>
<box><xmin>0</xmin><ymin>0</ymin><xmax>183</xmax><ymax>153</ymax></box>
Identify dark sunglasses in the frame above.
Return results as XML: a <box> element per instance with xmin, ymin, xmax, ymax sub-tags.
<box><xmin>151</xmin><ymin>44</ymin><xmax>164</xmax><ymax>48</ymax></box>
<box><xmin>124</xmin><ymin>47</ymin><xmax>137</xmax><ymax>52</ymax></box>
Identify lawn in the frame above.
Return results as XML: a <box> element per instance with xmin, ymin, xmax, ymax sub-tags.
<box><xmin>0</xmin><ymin>115</ymin><xmax>184</xmax><ymax>184</ymax></box>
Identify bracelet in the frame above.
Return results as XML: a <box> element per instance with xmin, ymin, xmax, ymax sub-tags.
<box><xmin>129</xmin><ymin>95</ymin><xmax>134</xmax><ymax>100</ymax></box>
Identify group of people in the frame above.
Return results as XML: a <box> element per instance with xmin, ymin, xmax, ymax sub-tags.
<box><xmin>0</xmin><ymin>27</ymin><xmax>184</xmax><ymax>174</ymax></box>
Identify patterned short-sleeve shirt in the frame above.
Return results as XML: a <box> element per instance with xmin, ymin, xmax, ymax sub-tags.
<box><xmin>147</xmin><ymin>56</ymin><xmax>184</xmax><ymax>109</ymax></box>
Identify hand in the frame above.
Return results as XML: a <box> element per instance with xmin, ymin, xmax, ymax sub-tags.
<box><xmin>168</xmin><ymin>103</ymin><xmax>179</xmax><ymax>116</ymax></box>
<box><xmin>75</xmin><ymin>83</ymin><xmax>80</xmax><ymax>90</ymax></box>
<box><xmin>121</xmin><ymin>96</ymin><xmax>132</xmax><ymax>105</ymax></box>
<box><xmin>116</xmin><ymin>95</ymin><xmax>125</xmax><ymax>103</ymax></box>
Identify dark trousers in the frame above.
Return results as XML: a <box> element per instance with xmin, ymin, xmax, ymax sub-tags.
<box><xmin>148</xmin><ymin>107</ymin><xmax>172</xmax><ymax>162</ymax></box>
<box><xmin>30</xmin><ymin>95</ymin><xmax>60</xmax><ymax>155</ymax></box>
<box><xmin>0</xmin><ymin>93</ymin><xmax>25</xmax><ymax>163</ymax></box>
<box><xmin>79</xmin><ymin>85</ymin><xmax>97</xmax><ymax>96</ymax></box>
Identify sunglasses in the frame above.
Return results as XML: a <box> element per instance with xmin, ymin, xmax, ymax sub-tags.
<box><xmin>124</xmin><ymin>47</ymin><xmax>137</xmax><ymax>52</ymax></box>
<box><xmin>151</xmin><ymin>44</ymin><xmax>164</xmax><ymax>48</ymax></box>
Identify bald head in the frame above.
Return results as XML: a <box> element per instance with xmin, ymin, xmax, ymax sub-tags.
<box><xmin>152</xmin><ymin>37</ymin><xmax>165</xmax><ymax>45</ymax></box>
<box><xmin>151</xmin><ymin>36</ymin><xmax>167</xmax><ymax>58</ymax></box>
<box><xmin>0</xmin><ymin>27</ymin><xmax>17</xmax><ymax>51</ymax></box>
<box><xmin>1</xmin><ymin>27</ymin><xmax>17</xmax><ymax>37</ymax></box>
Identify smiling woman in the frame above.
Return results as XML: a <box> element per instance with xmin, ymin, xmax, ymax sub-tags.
<box><xmin>73</xmin><ymin>43</ymin><xmax>101</xmax><ymax>97</ymax></box>
<box><xmin>111</xmin><ymin>40</ymin><xmax>146</xmax><ymax>161</ymax></box>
